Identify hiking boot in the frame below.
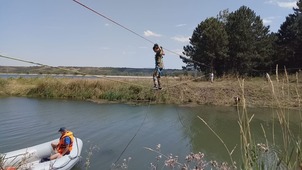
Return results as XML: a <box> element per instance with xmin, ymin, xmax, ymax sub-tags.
<box><xmin>40</xmin><ymin>157</ymin><xmax>50</xmax><ymax>163</ymax></box>
<box><xmin>158</xmin><ymin>87</ymin><xmax>162</xmax><ymax>90</ymax></box>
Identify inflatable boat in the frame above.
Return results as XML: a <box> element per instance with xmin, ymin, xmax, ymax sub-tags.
<box><xmin>2</xmin><ymin>138</ymin><xmax>83</xmax><ymax>170</ymax></box>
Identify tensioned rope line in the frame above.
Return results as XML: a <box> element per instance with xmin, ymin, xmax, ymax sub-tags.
<box><xmin>72</xmin><ymin>0</ymin><xmax>155</xmax><ymax>45</ymax></box>
<box><xmin>72</xmin><ymin>0</ymin><xmax>190</xmax><ymax>60</ymax></box>
<box><xmin>0</xmin><ymin>54</ymin><xmax>84</xmax><ymax>75</ymax></box>
<box><xmin>0</xmin><ymin>54</ymin><xmax>147</xmax><ymax>88</ymax></box>
<box><xmin>113</xmin><ymin>100</ymin><xmax>150</xmax><ymax>166</ymax></box>
<box><xmin>0</xmin><ymin>55</ymin><xmax>48</xmax><ymax>67</ymax></box>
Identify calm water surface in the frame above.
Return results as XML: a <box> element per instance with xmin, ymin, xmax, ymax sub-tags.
<box><xmin>0</xmin><ymin>97</ymin><xmax>300</xmax><ymax>169</ymax></box>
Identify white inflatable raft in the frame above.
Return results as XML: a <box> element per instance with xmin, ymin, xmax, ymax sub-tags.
<box><xmin>2</xmin><ymin>138</ymin><xmax>83</xmax><ymax>170</ymax></box>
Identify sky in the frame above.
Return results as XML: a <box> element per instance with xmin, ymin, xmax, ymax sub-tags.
<box><xmin>0</xmin><ymin>0</ymin><xmax>298</xmax><ymax>69</ymax></box>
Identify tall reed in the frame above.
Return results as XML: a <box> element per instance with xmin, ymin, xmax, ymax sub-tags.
<box><xmin>237</xmin><ymin>79</ymin><xmax>255</xmax><ymax>169</ymax></box>
<box><xmin>268</xmin><ymin>69</ymin><xmax>302</xmax><ymax>168</ymax></box>
<box><xmin>237</xmin><ymin>69</ymin><xmax>302</xmax><ymax>169</ymax></box>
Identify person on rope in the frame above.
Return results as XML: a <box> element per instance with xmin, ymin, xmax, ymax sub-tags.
<box><xmin>152</xmin><ymin>43</ymin><xmax>165</xmax><ymax>90</ymax></box>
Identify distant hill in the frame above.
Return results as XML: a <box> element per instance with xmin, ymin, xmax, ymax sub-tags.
<box><xmin>0</xmin><ymin>66</ymin><xmax>185</xmax><ymax>76</ymax></box>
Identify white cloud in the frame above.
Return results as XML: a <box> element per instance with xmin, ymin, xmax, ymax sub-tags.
<box><xmin>277</xmin><ymin>1</ymin><xmax>297</xmax><ymax>8</ymax></box>
<box><xmin>265</xmin><ymin>0</ymin><xmax>275</xmax><ymax>4</ymax></box>
<box><xmin>263</xmin><ymin>19</ymin><xmax>272</xmax><ymax>25</ymax></box>
<box><xmin>265</xmin><ymin>0</ymin><xmax>297</xmax><ymax>8</ymax></box>
<box><xmin>171</xmin><ymin>36</ymin><xmax>190</xmax><ymax>43</ymax></box>
<box><xmin>263</xmin><ymin>17</ymin><xmax>275</xmax><ymax>25</ymax></box>
<box><xmin>144</xmin><ymin>30</ymin><xmax>162</xmax><ymax>37</ymax></box>
<box><xmin>176</xmin><ymin>24</ymin><xmax>187</xmax><ymax>27</ymax></box>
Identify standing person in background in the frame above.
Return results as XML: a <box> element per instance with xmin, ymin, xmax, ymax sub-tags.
<box><xmin>152</xmin><ymin>43</ymin><xmax>165</xmax><ymax>90</ymax></box>
<box><xmin>210</xmin><ymin>72</ymin><xmax>214</xmax><ymax>83</ymax></box>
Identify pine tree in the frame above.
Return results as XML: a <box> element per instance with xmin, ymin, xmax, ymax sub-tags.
<box><xmin>183</xmin><ymin>17</ymin><xmax>229</xmax><ymax>76</ymax></box>
<box><xmin>225</xmin><ymin>6</ymin><xmax>273</xmax><ymax>76</ymax></box>
<box><xmin>276</xmin><ymin>0</ymin><xmax>302</xmax><ymax>71</ymax></box>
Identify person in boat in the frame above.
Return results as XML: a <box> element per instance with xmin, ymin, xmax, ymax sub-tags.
<box><xmin>50</xmin><ymin>127</ymin><xmax>74</xmax><ymax>160</ymax></box>
<box><xmin>152</xmin><ymin>43</ymin><xmax>165</xmax><ymax>90</ymax></box>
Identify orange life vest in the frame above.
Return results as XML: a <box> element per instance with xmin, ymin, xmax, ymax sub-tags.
<box><xmin>57</xmin><ymin>131</ymin><xmax>74</xmax><ymax>155</ymax></box>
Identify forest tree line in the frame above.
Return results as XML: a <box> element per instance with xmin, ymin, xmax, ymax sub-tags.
<box><xmin>182</xmin><ymin>0</ymin><xmax>302</xmax><ymax>77</ymax></box>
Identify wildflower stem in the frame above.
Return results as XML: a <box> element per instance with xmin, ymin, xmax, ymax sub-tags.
<box><xmin>197</xmin><ymin>116</ymin><xmax>235</xmax><ymax>167</ymax></box>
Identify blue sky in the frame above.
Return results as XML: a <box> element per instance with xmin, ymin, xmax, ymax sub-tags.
<box><xmin>0</xmin><ymin>0</ymin><xmax>298</xmax><ymax>69</ymax></box>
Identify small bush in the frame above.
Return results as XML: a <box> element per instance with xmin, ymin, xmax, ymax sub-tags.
<box><xmin>100</xmin><ymin>91</ymin><xmax>123</xmax><ymax>101</ymax></box>
<box><xmin>0</xmin><ymin>78</ymin><xmax>7</xmax><ymax>87</ymax></box>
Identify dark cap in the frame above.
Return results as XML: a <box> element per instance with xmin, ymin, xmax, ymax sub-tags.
<box><xmin>58</xmin><ymin>127</ymin><xmax>66</xmax><ymax>132</ymax></box>
<box><xmin>153</xmin><ymin>43</ymin><xmax>159</xmax><ymax>50</ymax></box>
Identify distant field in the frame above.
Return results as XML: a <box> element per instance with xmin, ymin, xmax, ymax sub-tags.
<box><xmin>0</xmin><ymin>66</ymin><xmax>188</xmax><ymax>77</ymax></box>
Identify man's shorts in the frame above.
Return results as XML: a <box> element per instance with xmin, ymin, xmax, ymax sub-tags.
<box><xmin>154</xmin><ymin>67</ymin><xmax>163</xmax><ymax>78</ymax></box>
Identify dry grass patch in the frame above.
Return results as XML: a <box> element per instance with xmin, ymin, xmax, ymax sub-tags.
<box><xmin>0</xmin><ymin>75</ymin><xmax>301</xmax><ymax>108</ymax></box>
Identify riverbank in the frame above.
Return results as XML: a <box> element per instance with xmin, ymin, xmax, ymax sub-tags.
<box><xmin>0</xmin><ymin>74</ymin><xmax>301</xmax><ymax>108</ymax></box>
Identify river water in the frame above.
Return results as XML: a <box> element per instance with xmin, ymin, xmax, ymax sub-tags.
<box><xmin>0</xmin><ymin>97</ymin><xmax>301</xmax><ymax>169</ymax></box>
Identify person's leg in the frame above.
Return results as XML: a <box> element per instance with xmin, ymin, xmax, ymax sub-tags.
<box><xmin>50</xmin><ymin>153</ymin><xmax>62</xmax><ymax>160</ymax></box>
<box><xmin>157</xmin><ymin>78</ymin><xmax>161</xmax><ymax>89</ymax></box>
<box><xmin>51</xmin><ymin>142</ymin><xmax>58</xmax><ymax>150</ymax></box>
<box><xmin>153</xmin><ymin>76</ymin><xmax>158</xmax><ymax>88</ymax></box>
<box><xmin>153</xmin><ymin>69</ymin><xmax>158</xmax><ymax>88</ymax></box>
<box><xmin>157</xmin><ymin>68</ymin><xmax>162</xmax><ymax>89</ymax></box>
